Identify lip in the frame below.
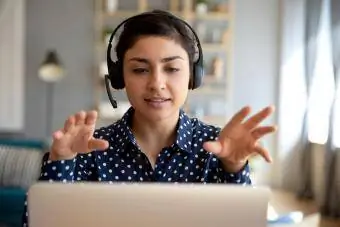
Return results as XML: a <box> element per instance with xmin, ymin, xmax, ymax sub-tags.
<box><xmin>144</xmin><ymin>97</ymin><xmax>171</xmax><ymax>102</ymax></box>
<box><xmin>144</xmin><ymin>97</ymin><xmax>171</xmax><ymax>108</ymax></box>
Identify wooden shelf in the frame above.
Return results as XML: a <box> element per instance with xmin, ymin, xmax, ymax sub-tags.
<box><xmin>98</xmin><ymin>42</ymin><xmax>228</xmax><ymax>54</ymax></box>
<box><xmin>202</xmin><ymin>116</ymin><xmax>228</xmax><ymax>126</ymax></box>
<box><xmin>202</xmin><ymin>43</ymin><xmax>228</xmax><ymax>51</ymax></box>
<box><xmin>184</xmin><ymin>12</ymin><xmax>230</xmax><ymax>20</ymax></box>
<box><xmin>98</xmin><ymin>42</ymin><xmax>228</xmax><ymax>51</ymax></box>
<box><xmin>104</xmin><ymin>10</ymin><xmax>140</xmax><ymax>18</ymax></box>
<box><xmin>104</xmin><ymin>10</ymin><xmax>230</xmax><ymax>20</ymax></box>
<box><xmin>203</xmin><ymin>75</ymin><xmax>224</xmax><ymax>83</ymax></box>
<box><xmin>191</xmin><ymin>87</ymin><xmax>225</xmax><ymax>96</ymax></box>
<box><xmin>185</xmin><ymin>115</ymin><xmax>228</xmax><ymax>127</ymax></box>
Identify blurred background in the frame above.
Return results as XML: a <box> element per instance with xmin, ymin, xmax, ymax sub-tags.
<box><xmin>0</xmin><ymin>0</ymin><xmax>339</xmax><ymax>226</ymax></box>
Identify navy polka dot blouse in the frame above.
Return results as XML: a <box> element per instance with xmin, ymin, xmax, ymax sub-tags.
<box><xmin>22</xmin><ymin>107</ymin><xmax>251</xmax><ymax>226</ymax></box>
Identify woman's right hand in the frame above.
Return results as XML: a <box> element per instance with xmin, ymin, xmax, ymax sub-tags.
<box><xmin>49</xmin><ymin>110</ymin><xmax>109</xmax><ymax>161</ymax></box>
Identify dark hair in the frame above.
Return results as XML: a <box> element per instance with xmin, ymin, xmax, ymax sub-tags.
<box><xmin>115</xmin><ymin>10</ymin><xmax>197</xmax><ymax>78</ymax></box>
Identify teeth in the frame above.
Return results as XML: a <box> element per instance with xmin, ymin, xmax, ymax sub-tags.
<box><xmin>149</xmin><ymin>99</ymin><xmax>165</xmax><ymax>102</ymax></box>
<box><xmin>147</xmin><ymin>98</ymin><xmax>167</xmax><ymax>102</ymax></box>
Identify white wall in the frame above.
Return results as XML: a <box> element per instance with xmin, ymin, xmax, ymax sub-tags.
<box><xmin>232</xmin><ymin>0</ymin><xmax>280</xmax><ymax>185</ymax></box>
<box><xmin>24</xmin><ymin>0</ymin><xmax>95</xmax><ymax>138</ymax></box>
<box><xmin>0</xmin><ymin>0</ymin><xmax>26</xmax><ymax>132</ymax></box>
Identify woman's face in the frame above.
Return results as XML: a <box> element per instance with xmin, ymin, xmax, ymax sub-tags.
<box><xmin>123</xmin><ymin>36</ymin><xmax>190</xmax><ymax>122</ymax></box>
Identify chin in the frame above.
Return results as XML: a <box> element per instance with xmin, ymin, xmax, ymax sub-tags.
<box><xmin>148</xmin><ymin>109</ymin><xmax>176</xmax><ymax>121</ymax></box>
<box><xmin>136</xmin><ymin>104</ymin><xmax>180</xmax><ymax>122</ymax></box>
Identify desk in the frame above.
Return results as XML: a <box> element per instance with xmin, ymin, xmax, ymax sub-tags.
<box><xmin>269</xmin><ymin>190</ymin><xmax>340</xmax><ymax>227</ymax></box>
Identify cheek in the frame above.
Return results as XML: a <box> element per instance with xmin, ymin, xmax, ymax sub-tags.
<box><xmin>125</xmin><ymin>80</ymin><xmax>143</xmax><ymax>98</ymax></box>
<box><xmin>123</xmin><ymin>70</ymin><xmax>143</xmax><ymax>89</ymax></box>
<box><xmin>175</xmin><ymin>69</ymin><xmax>191</xmax><ymax>88</ymax></box>
<box><xmin>123</xmin><ymin>75</ymin><xmax>144</xmax><ymax>103</ymax></box>
<box><xmin>169</xmin><ymin>74</ymin><xmax>190</xmax><ymax>96</ymax></box>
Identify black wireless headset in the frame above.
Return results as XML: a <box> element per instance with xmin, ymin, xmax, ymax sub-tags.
<box><xmin>104</xmin><ymin>10</ymin><xmax>204</xmax><ymax>109</ymax></box>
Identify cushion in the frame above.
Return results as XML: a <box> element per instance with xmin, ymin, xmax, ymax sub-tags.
<box><xmin>0</xmin><ymin>145</ymin><xmax>45</xmax><ymax>189</ymax></box>
<box><xmin>0</xmin><ymin>139</ymin><xmax>47</xmax><ymax>150</ymax></box>
<box><xmin>0</xmin><ymin>187</ymin><xmax>26</xmax><ymax>213</ymax></box>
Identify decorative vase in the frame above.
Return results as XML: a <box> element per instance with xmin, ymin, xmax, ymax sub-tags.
<box><xmin>106</xmin><ymin>0</ymin><xmax>118</xmax><ymax>13</ymax></box>
<box><xmin>195</xmin><ymin>3</ymin><xmax>208</xmax><ymax>15</ymax></box>
<box><xmin>212</xmin><ymin>57</ymin><xmax>223</xmax><ymax>79</ymax></box>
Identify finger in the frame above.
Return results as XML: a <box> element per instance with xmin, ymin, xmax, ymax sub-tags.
<box><xmin>254</xmin><ymin>145</ymin><xmax>272</xmax><ymax>163</ymax></box>
<box><xmin>51</xmin><ymin>130</ymin><xmax>67</xmax><ymax>151</ymax></box>
<box><xmin>77</xmin><ymin>126</ymin><xmax>94</xmax><ymax>143</ymax></box>
<box><xmin>75</xmin><ymin>111</ymin><xmax>86</xmax><ymax>125</ymax></box>
<box><xmin>251</xmin><ymin>125</ymin><xmax>277</xmax><ymax>140</ymax></box>
<box><xmin>64</xmin><ymin>115</ymin><xmax>75</xmax><ymax>132</ymax></box>
<box><xmin>243</xmin><ymin>106</ymin><xmax>275</xmax><ymax>130</ymax></box>
<box><xmin>203</xmin><ymin>141</ymin><xmax>223</xmax><ymax>155</ymax></box>
<box><xmin>85</xmin><ymin>110</ymin><xmax>98</xmax><ymax>125</ymax></box>
<box><xmin>228</xmin><ymin>106</ymin><xmax>251</xmax><ymax>127</ymax></box>
<box><xmin>52</xmin><ymin>130</ymin><xmax>65</xmax><ymax>140</ymax></box>
<box><xmin>87</xmin><ymin>139</ymin><xmax>109</xmax><ymax>151</ymax></box>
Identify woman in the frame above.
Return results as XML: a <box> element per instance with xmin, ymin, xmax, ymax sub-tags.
<box><xmin>22</xmin><ymin>10</ymin><xmax>276</xmax><ymax>226</ymax></box>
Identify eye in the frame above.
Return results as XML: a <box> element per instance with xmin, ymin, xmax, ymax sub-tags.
<box><xmin>133</xmin><ymin>68</ymin><xmax>149</xmax><ymax>74</ymax></box>
<box><xmin>165</xmin><ymin>67</ymin><xmax>180</xmax><ymax>73</ymax></box>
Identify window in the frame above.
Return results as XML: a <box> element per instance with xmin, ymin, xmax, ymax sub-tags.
<box><xmin>333</xmin><ymin>80</ymin><xmax>340</xmax><ymax>147</ymax></box>
<box><xmin>307</xmin><ymin>0</ymin><xmax>339</xmax><ymax>148</ymax></box>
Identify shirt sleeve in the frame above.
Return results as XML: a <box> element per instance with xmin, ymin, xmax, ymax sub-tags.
<box><xmin>223</xmin><ymin>161</ymin><xmax>252</xmax><ymax>185</ymax></box>
<box><xmin>38</xmin><ymin>152</ymin><xmax>97</xmax><ymax>182</ymax></box>
<box><xmin>21</xmin><ymin>126</ymin><xmax>110</xmax><ymax>226</ymax></box>
<box><xmin>205</xmin><ymin>155</ymin><xmax>252</xmax><ymax>185</ymax></box>
<box><xmin>22</xmin><ymin>152</ymin><xmax>98</xmax><ymax>227</ymax></box>
<box><xmin>204</xmin><ymin>125</ymin><xmax>252</xmax><ymax>185</ymax></box>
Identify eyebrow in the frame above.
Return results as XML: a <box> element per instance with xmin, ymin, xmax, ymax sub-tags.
<box><xmin>128</xmin><ymin>56</ymin><xmax>184</xmax><ymax>63</ymax></box>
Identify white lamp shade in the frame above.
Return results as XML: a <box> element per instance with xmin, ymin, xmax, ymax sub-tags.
<box><xmin>38</xmin><ymin>63</ymin><xmax>64</xmax><ymax>82</ymax></box>
<box><xmin>38</xmin><ymin>50</ymin><xmax>65</xmax><ymax>82</ymax></box>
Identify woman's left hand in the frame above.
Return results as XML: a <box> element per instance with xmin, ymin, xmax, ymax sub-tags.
<box><xmin>203</xmin><ymin>105</ymin><xmax>277</xmax><ymax>173</ymax></box>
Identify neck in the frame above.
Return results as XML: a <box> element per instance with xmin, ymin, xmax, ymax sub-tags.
<box><xmin>131</xmin><ymin>110</ymin><xmax>180</xmax><ymax>153</ymax></box>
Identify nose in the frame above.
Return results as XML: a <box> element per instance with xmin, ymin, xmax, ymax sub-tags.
<box><xmin>147</xmin><ymin>68</ymin><xmax>166</xmax><ymax>91</ymax></box>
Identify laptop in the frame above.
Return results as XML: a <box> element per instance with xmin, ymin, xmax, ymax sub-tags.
<box><xmin>27</xmin><ymin>182</ymin><xmax>270</xmax><ymax>227</ymax></box>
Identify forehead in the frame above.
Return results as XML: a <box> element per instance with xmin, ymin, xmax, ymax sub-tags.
<box><xmin>124</xmin><ymin>36</ymin><xmax>188</xmax><ymax>60</ymax></box>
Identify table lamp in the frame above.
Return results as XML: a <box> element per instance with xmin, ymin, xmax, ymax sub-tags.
<box><xmin>38</xmin><ymin>50</ymin><xmax>65</xmax><ymax>138</ymax></box>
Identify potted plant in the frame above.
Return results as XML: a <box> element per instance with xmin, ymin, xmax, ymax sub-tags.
<box><xmin>103</xmin><ymin>28</ymin><xmax>114</xmax><ymax>44</ymax></box>
<box><xmin>195</xmin><ymin>0</ymin><xmax>209</xmax><ymax>15</ymax></box>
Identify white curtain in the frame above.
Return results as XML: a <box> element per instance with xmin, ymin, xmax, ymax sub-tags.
<box><xmin>0</xmin><ymin>0</ymin><xmax>25</xmax><ymax>132</ymax></box>
<box><xmin>276</xmin><ymin>0</ymin><xmax>308</xmax><ymax>191</ymax></box>
<box><xmin>320</xmin><ymin>0</ymin><xmax>340</xmax><ymax>217</ymax></box>
<box><xmin>278</xmin><ymin>0</ymin><xmax>340</xmax><ymax>217</ymax></box>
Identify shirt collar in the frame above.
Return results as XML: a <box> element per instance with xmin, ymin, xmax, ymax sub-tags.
<box><xmin>115</xmin><ymin>107</ymin><xmax>193</xmax><ymax>153</ymax></box>
<box><xmin>115</xmin><ymin>107</ymin><xmax>138</xmax><ymax>148</ymax></box>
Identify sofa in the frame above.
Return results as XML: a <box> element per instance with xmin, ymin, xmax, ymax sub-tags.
<box><xmin>0</xmin><ymin>138</ymin><xmax>47</xmax><ymax>227</ymax></box>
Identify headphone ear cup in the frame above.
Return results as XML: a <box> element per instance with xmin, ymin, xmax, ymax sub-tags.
<box><xmin>108</xmin><ymin>61</ymin><xmax>125</xmax><ymax>90</ymax></box>
<box><xmin>191</xmin><ymin>64</ymin><xmax>204</xmax><ymax>89</ymax></box>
